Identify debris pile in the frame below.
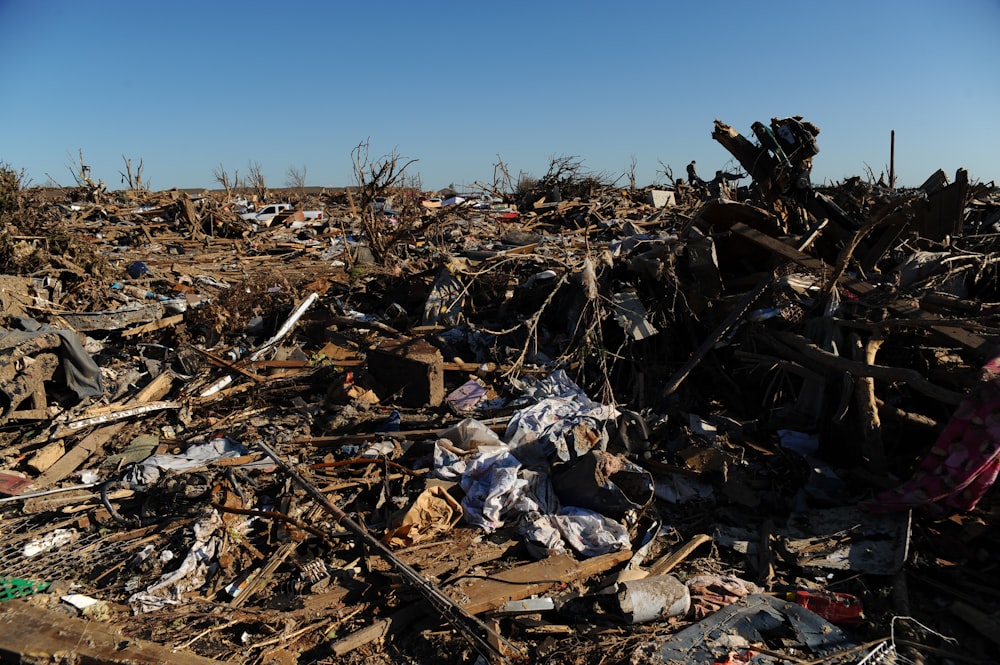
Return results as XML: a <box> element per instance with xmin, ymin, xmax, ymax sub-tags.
<box><xmin>0</xmin><ymin>117</ymin><xmax>999</xmax><ymax>665</ymax></box>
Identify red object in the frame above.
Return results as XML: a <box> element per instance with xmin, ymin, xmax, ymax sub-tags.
<box><xmin>0</xmin><ymin>471</ymin><xmax>32</xmax><ymax>497</ymax></box>
<box><xmin>330</xmin><ymin>371</ymin><xmax>355</xmax><ymax>402</ymax></box>
<box><xmin>789</xmin><ymin>589</ymin><xmax>864</xmax><ymax>626</ymax></box>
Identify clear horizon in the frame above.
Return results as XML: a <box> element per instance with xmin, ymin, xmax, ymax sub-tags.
<box><xmin>2</xmin><ymin>1</ymin><xmax>999</xmax><ymax>193</ymax></box>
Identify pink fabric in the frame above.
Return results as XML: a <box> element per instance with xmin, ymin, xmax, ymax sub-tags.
<box><xmin>865</xmin><ymin>354</ymin><xmax>1000</xmax><ymax>517</ymax></box>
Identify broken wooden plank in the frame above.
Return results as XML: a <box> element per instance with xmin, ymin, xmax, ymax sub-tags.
<box><xmin>25</xmin><ymin>439</ymin><xmax>64</xmax><ymax>474</ymax></box>
<box><xmin>55</xmin><ymin>400</ymin><xmax>180</xmax><ymax>435</ymax></box>
<box><xmin>446</xmin><ymin>550</ymin><xmax>632</xmax><ymax>615</ymax></box>
<box><xmin>58</xmin><ymin>300</ymin><xmax>165</xmax><ymax>332</ymax></box>
<box><xmin>121</xmin><ymin>313</ymin><xmax>185</xmax><ymax>337</ymax></box>
<box><xmin>30</xmin><ymin>373</ymin><xmax>175</xmax><ymax>490</ymax></box>
<box><xmin>330</xmin><ymin>603</ymin><xmax>426</xmax><ymax>657</ymax></box>
<box><xmin>0</xmin><ymin>601</ymin><xmax>223</xmax><ymax>665</ymax></box>
<box><xmin>647</xmin><ymin>533</ymin><xmax>712</xmax><ymax>577</ymax></box>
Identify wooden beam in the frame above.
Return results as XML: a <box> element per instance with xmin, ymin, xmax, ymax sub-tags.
<box><xmin>445</xmin><ymin>550</ymin><xmax>632</xmax><ymax>615</ymax></box>
<box><xmin>0</xmin><ymin>601</ymin><xmax>223</xmax><ymax>665</ymax></box>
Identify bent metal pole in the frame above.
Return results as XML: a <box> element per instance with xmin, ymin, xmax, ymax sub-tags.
<box><xmin>255</xmin><ymin>439</ymin><xmax>518</xmax><ymax>663</ymax></box>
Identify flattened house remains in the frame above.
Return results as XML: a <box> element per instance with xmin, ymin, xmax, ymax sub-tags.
<box><xmin>0</xmin><ymin>117</ymin><xmax>999</xmax><ymax>665</ymax></box>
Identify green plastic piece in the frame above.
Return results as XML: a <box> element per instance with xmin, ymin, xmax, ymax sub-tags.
<box><xmin>0</xmin><ymin>577</ymin><xmax>50</xmax><ymax>601</ymax></box>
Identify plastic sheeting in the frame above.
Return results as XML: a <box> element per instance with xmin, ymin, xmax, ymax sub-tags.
<box><xmin>123</xmin><ymin>437</ymin><xmax>248</xmax><ymax>485</ymax></box>
<box><xmin>128</xmin><ymin>510</ymin><xmax>222</xmax><ymax>613</ymax></box>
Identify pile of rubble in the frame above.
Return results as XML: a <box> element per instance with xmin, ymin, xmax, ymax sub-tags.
<box><xmin>0</xmin><ymin>117</ymin><xmax>999</xmax><ymax>665</ymax></box>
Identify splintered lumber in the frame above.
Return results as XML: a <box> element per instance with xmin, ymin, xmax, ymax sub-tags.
<box><xmin>31</xmin><ymin>425</ymin><xmax>117</xmax><ymax>491</ymax></box>
<box><xmin>56</xmin><ymin>400</ymin><xmax>180</xmax><ymax>435</ymax></box>
<box><xmin>730</xmin><ymin>222</ymin><xmax>993</xmax><ymax>357</ymax></box>
<box><xmin>331</xmin><ymin>603</ymin><xmax>426</xmax><ymax>657</ymax></box>
<box><xmin>121</xmin><ymin>313</ymin><xmax>185</xmax><ymax>337</ymax></box>
<box><xmin>0</xmin><ymin>601</ymin><xmax>223</xmax><ymax>665</ymax></box>
<box><xmin>30</xmin><ymin>372</ymin><xmax>174</xmax><ymax>490</ymax></box>
<box><xmin>200</xmin><ymin>292</ymin><xmax>319</xmax><ymax>398</ymax></box>
<box><xmin>647</xmin><ymin>533</ymin><xmax>712</xmax><ymax>577</ymax></box>
<box><xmin>446</xmin><ymin>549</ymin><xmax>633</xmax><ymax>615</ymax></box>
<box><xmin>179</xmin><ymin>193</ymin><xmax>206</xmax><ymax>241</ymax></box>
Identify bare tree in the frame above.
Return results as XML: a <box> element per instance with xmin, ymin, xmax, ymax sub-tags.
<box><xmin>66</xmin><ymin>148</ymin><xmax>106</xmax><ymax>201</ymax></box>
<box><xmin>514</xmin><ymin>155</ymin><xmax>610</xmax><ymax>209</ymax></box>
<box><xmin>246</xmin><ymin>161</ymin><xmax>268</xmax><ymax>203</ymax></box>
<box><xmin>350</xmin><ymin>139</ymin><xmax>418</xmax><ymax>262</ymax></box>
<box><xmin>492</xmin><ymin>154</ymin><xmax>514</xmax><ymax>199</ymax></box>
<box><xmin>119</xmin><ymin>155</ymin><xmax>148</xmax><ymax>198</ymax></box>
<box><xmin>656</xmin><ymin>160</ymin><xmax>675</xmax><ymax>185</ymax></box>
<box><xmin>212</xmin><ymin>163</ymin><xmax>240</xmax><ymax>201</ymax></box>
<box><xmin>285</xmin><ymin>164</ymin><xmax>307</xmax><ymax>199</ymax></box>
<box><xmin>625</xmin><ymin>154</ymin><xmax>638</xmax><ymax>191</ymax></box>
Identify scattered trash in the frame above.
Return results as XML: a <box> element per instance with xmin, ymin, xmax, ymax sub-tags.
<box><xmin>614</xmin><ymin>574</ymin><xmax>690</xmax><ymax>624</ymax></box>
<box><xmin>0</xmin><ymin>577</ymin><xmax>50</xmax><ymax>601</ymax></box>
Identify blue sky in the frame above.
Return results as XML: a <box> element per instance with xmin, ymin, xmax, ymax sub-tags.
<box><xmin>1</xmin><ymin>0</ymin><xmax>998</xmax><ymax>192</ymax></box>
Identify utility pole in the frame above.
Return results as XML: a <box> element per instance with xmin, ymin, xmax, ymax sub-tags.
<box><xmin>889</xmin><ymin>130</ymin><xmax>896</xmax><ymax>190</ymax></box>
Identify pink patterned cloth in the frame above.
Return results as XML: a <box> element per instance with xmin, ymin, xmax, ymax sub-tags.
<box><xmin>864</xmin><ymin>354</ymin><xmax>1000</xmax><ymax>518</ymax></box>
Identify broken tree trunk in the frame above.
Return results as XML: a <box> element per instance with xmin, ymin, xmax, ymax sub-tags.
<box><xmin>773</xmin><ymin>331</ymin><xmax>964</xmax><ymax>405</ymax></box>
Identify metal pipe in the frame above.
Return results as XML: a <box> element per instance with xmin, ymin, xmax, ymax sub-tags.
<box><xmin>255</xmin><ymin>439</ymin><xmax>517</xmax><ymax>663</ymax></box>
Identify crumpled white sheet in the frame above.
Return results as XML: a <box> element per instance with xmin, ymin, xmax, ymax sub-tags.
<box><xmin>129</xmin><ymin>510</ymin><xmax>222</xmax><ymax>613</ymax></box>
<box><xmin>124</xmin><ymin>437</ymin><xmax>247</xmax><ymax>484</ymax></box>
<box><xmin>457</xmin><ymin>446</ymin><xmax>525</xmax><ymax>532</ymax></box>
<box><xmin>430</xmin><ymin>372</ymin><xmax>630</xmax><ymax>557</ymax></box>
<box><xmin>505</xmin><ymin>370</ymin><xmax>619</xmax><ymax>465</ymax></box>
<box><xmin>522</xmin><ymin>506</ymin><xmax>631</xmax><ymax>558</ymax></box>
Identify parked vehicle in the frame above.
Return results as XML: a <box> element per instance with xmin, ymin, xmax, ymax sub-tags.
<box><xmin>370</xmin><ymin>196</ymin><xmax>400</xmax><ymax>217</ymax></box>
<box><xmin>240</xmin><ymin>203</ymin><xmax>323</xmax><ymax>226</ymax></box>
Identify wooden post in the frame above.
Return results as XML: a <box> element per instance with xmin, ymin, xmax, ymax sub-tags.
<box><xmin>889</xmin><ymin>130</ymin><xmax>896</xmax><ymax>190</ymax></box>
